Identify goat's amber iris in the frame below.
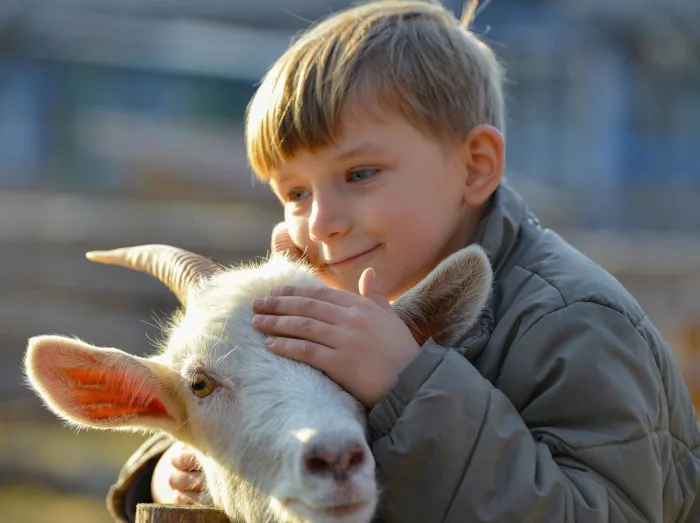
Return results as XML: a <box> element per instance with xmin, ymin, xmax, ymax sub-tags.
<box><xmin>191</xmin><ymin>373</ymin><xmax>215</xmax><ymax>397</ymax></box>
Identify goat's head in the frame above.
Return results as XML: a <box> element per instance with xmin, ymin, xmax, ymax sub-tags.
<box><xmin>24</xmin><ymin>243</ymin><xmax>492</xmax><ymax>523</ymax></box>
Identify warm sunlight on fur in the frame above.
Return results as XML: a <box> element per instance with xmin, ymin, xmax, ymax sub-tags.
<box><xmin>24</xmin><ymin>244</ymin><xmax>491</xmax><ymax>523</ymax></box>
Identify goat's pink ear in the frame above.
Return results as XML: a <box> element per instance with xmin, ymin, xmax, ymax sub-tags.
<box><xmin>25</xmin><ymin>336</ymin><xmax>185</xmax><ymax>434</ymax></box>
<box><xmin>392</xmin><ymin>245</ymin><xmax>493</xmax><ymax>346</ymax></box>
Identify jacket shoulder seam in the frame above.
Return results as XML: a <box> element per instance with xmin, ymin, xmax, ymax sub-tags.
<box><xmin>513</xmin><ymin>262</ymin><xmax>646</xmax><ymax>327</ymax></box>
<box><xmin>514</xmin><ymin>300</ymin><xmax>647</xmax><ymax>350</ymax></box>
<box><xmin>512</xmin><ymin>264</ymin><xmax>568</xmax><ymax>307</ymax></box>
<box><xmin>506</xmin><ymin>300</ymin><xmax>651</xmax><ymax>387</ymax></box>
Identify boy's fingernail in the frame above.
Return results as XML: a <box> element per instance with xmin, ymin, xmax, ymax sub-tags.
<box><xmin>270</xmin><ymin>288</ymin><xmax>281</xmax><ymax>296</ymax></box>
<box><xmin>252</xmin><ymin>298</ymin><xmax>264</xmax><ymax>308</ymax></box>
<box><xmin>265</xmin><ymin>337</ymin><xmax>276</xmax><ymax>346</ymax></box>
<box><xmin>253</xmin><ymin>315</ymin><xmax>265</xmax><ymax>326</ymax></box>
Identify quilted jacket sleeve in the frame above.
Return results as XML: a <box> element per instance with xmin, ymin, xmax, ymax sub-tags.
<box><xmin>367</xmin><ymin>302</ymin><xmax>700</xmax><ymax>522</ymax></box>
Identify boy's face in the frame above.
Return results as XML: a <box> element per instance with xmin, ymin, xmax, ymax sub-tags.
<box><xmin>269</xmin><ymin>109</ymin><xmax>488</xmax><ymax>301</ymax></box>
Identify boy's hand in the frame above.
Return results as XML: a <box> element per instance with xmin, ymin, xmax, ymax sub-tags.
<box><xmin>252</xmin><ymin>267</ymin><xmax>421</xmax><ymax>407</ymax></box>
<box><xmin>271</xmin><ymin>222</ymin><xmax>305</xmax><ymax>260</ymax></box>
<box><xmin>151</xmin><ymin>442</ymin><xmax>205</xmax><ymax>505</ymax></box>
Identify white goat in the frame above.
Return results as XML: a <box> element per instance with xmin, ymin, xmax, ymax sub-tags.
<box><xmin>24</xmin><ymin>244</ymin><xmax>492</xmax><ymax>523</ymax></box>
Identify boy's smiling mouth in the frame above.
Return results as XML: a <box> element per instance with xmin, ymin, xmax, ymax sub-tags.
<box><xmin>325</xmin><ymin>246</ymin><xmax>381</xmax><ymax>268</ymax></box>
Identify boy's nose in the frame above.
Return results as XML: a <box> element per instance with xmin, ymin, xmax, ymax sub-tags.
<box><xmin>308</xmin><ymin>198</ymin><xmax>351</xmax><ymax>242</ymax></box>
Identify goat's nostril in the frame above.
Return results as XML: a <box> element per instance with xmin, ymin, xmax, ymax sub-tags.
<box><xmin>348</xmin><ymin>448</ymin><xmax>365</xmax><ymax>468</ymax></box>
<box><xmin>339</xmin><ymin>445</ymin><xmax>365</xmax><ymax>471</ymax></box>
<box><xmin>305</xmin><ymin>454</ymin><xmax>334</xmax><ymax>475</ymax></box>
<box><xmin>303</xmin><ymin>443</ymin><xmax>366</xmax><ymax>481</ymax></box>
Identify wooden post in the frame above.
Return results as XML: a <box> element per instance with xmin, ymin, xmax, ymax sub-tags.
<box><xmin>136</xmin><ymin>503</ymin><xmax>230</xmax><ymax>523</ymax></box>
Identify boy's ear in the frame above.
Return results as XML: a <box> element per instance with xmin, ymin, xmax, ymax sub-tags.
<box><xmin>392</xmin><ymin>245</ymin><xmax>492</xmax><ymax>346</ymax></box>
<box><xmin>460</xmin><ymin>124</ymin><xmax>505</xmax><ymax>207</ymax></box>
<box><xmin>24</xmin><ymin>336</ymin><xmax>187</xmax><ymax>437</ymax></box>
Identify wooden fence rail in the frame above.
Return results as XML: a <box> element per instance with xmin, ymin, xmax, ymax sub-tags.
<box><xmin>136</xmin><ymin>504</ymin><xmax>229</xmax><ymax>522</ymax></box>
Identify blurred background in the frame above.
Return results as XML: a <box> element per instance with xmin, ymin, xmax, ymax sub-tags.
<box><xmin>0</xmin><ymin>0</ymin><xmax>698</xmax><ymax>521</ymax></box>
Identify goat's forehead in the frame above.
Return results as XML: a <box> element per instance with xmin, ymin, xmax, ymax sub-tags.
<box><xmin>189</xmin><ymin>259</ymin><xmax>322</xmax><ymax>310</ymax></box>
<box><xmin>161</xmin><ymin>257</ymin><xmax>323</xmax><ymax>369</ymax></box>
<box><xmin>209</xmin><ymin>259</ymin><xmax>322</xmax><ymax>293</ymax></box>
<box><xmin>164</xmin><ymin>310</ymin><xmax>254</xmax><ymax>368</ymax></box>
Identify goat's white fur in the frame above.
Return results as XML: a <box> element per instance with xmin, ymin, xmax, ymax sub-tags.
<box><xmin>24</xmin><ymin>246</ymin><xmax>492</xmax><ymax>523</ymax></box>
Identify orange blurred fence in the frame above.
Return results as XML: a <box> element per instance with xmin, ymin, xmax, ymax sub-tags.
<box><xmin>678</xmin><ymin>323</ymin><xmax>700</xmax><ymax>413</ymax></box>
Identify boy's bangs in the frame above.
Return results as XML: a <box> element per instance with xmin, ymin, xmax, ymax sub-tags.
<box><xmin>247</xmin><ymin>56</ymin><xmax>429</xmax><ymax>181</ymax></box>
<box><xmin>245</xmin><ymin>0</ymin><xmax>505</xmax><ymax>181</ymax></box>
<box><xmin>246</xmin><ymin>47</ymin><xmax>397</xmax><ymax>181</ymax></box>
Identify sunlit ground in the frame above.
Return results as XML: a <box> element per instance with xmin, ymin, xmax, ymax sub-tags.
<box><xmin>0</xmin><ymin>418</ymin><xmax>149</xmax><ymax>523</ymax></box>
<box><xmin>0</xmin><ymin>484</ymin><xmax>111</xmax><ymax>523</ymax></box>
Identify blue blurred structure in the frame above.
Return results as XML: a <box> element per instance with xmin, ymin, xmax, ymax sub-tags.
<box><xmin>0</xmin><ymin>0</ymin><xmax>699</xmax><ymax>414</ymax></box>
<box><xmin>0</xmin><ymin>0</ymin><xmax>698</xmax><ymax>224</ymax></box>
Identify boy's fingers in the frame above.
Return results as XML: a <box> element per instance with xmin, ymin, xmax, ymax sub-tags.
<box><xmin>168</xmin><ymin>469</ymin><xmax>206</xmax><ymax>493</ymax></box>
<box><xmin>171</xmin><ymin>445</ymin><xmax>202</xmax><ymax>472</ymax></box>
<box><xmin>174</xmin><ymin>493</ymin><xmax>200</xmax><ymax>506</ymax></box>
<box><xmin>270</xmin><ymin>285</ymin><xmax>357</xmax><ymax>307</ymax></box>
<box><xmin>252</xmin><ymin>295</ymin><xmax>343</xmax><ymax>324</ymax></box>
<box><xmin>255</xmin><ymin>315</ymin><xmax>337</xmax><ymax>348</ymax></box>
<box><xmin>266</xmin><ymin>337</ymin><xmax>332</xmax><ymax>371</ymax></box>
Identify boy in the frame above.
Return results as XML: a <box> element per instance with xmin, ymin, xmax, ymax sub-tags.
<box><xmin>107</xmin><ymin>1</ymin><xmax>700</xmax><ymax>521</ymax></box>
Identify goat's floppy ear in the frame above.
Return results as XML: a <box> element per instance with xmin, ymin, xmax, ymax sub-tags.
<box><xmin>392</xmin><ymin>245</ymin><xmax>492</xmax><ymax>346</ymax></box>
<box><xmin>25</xmin><ymin>336</ymin><xmax>187</xmax><ymax>436</ymax></box>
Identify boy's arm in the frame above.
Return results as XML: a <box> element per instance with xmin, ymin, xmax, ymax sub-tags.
<box><xmin>369</xmin><ymin>302</ymin><xmax>700</xmax><ymax>522</ymax></box>
<box><xmin>106</xmin><ymin>434</ymin><xmax>174</xmax><ymax>522</ymax></box>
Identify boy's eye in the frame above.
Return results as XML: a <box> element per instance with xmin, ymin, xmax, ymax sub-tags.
<box><xmin>286</xmin><ymin>188</ymin><xmax>311</xmax><ymax>202</ymax></box>
<box><xmin>346</xmin><ymin>168</ymin><xmax>377</xmax><ymax>182</ymax></box>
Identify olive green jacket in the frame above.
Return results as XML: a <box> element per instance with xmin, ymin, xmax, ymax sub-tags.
<box><xmin>107</xmin><ymin>183</ymin><xmax>700</xmax><ymax>522</ymax></box>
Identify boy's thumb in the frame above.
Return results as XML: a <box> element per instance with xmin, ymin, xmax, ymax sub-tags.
<box><xmin>359</xmin><ymin>267</ymin><xmax>391</xmax><ymax>309</ymax></box>
<box><xmin>271</xmin><ymin>222</ymin><xmax>304</xmax><ymax>259</ymax></box>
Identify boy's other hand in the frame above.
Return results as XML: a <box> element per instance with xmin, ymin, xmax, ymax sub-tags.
<box><xmin>271</xmin><ymin>222</ymin><xmax>305</xmax><ymax>260</ymax></box>
<box><xmin>252</xmin><ymin>267</ymin><xmax>421</xmax><ymax>407</ymax></box>
<box><xmin>151</xmin><ymin>442</ymin><xmax>205</xmax><ymax>505</ymax></box>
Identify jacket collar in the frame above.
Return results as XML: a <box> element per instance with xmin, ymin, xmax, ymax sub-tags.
<box><xmin>474</xmin><ymin>181</ymin><xmax>534</xmax><ymax>277</ymax></box>
<box><xmin>446</xmin><ymin>182</ymin><xmax>537</xmax><ymax>360</ymax></box>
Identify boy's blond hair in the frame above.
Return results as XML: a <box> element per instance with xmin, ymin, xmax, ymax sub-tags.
<box><xmin>245</xmin><ymin>0</ymin><xmax>505</xmax><ymax>180</ymax></box>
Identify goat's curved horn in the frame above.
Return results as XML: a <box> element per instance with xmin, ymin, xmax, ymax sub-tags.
<box><xmin>85</xmin><ymin>244</ymin><xmax>220</xmax><ymax>306</ymax></box>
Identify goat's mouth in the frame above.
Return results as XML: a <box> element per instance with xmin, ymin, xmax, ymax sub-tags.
<box><xmin>319</xmin><ymin>501</ymin><xmax>367</xmax><ymax>517</ymax></box>
<box><xmin>283</xmin><ymin>498</ymin><xmax>375</xmax><ymax>522</ymax></box>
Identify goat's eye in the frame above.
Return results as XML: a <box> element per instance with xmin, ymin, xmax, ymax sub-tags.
<box><xmin>191</xmin><ymin>373</ymin><xmax>215</xmax><ymax>397</ymax></box>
